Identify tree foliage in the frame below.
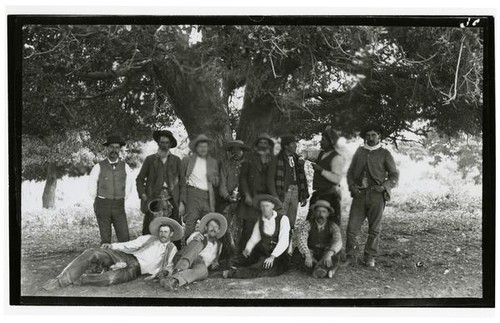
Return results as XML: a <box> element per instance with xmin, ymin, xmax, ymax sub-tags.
<box><xmin>22</xmin><ymin>23</ymin><xmax>484</xmax><ymax>183</ymax></box>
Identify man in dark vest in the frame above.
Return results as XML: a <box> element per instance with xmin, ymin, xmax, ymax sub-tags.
<box><xmin>136</xmin><ymin>130</ymin><xmax>185</xmax><ymax>248</ymax></box>
<box><xmin>160</xmin><ymin>213</ymin><xmax>227</xmax><ymax>291</ymax></box>
<box><xmin>302</xmin><ymin>126</ymin><xmax>345</xmax><ymax>226</ymax></box>
<box><xmin>88</xmin><ymin>134</ymin><xmax>133</xmax><ymax>244</ymax></box>
<box><xmin>268</xmin><ymin>134</ymin><xmax>309</xmax><ymax>229</ymax></box>
<box><xmin>345</xmin><ymin>123</ymin><xmax>399</xmax><ymax>267</ymax></box>
<box><xmin>181</xmin><ymin>134</ymin><xmax>220</xmax><ymax>241</ymax></box>
<box><xmin>292</xmin><ymin>200</ymin><xmax>342</xmax><ymax>278</ymax></box>
<box><xmin>223</xmin><ymin>194</ymin><xmax>290</xmax><ymax>279</ymax></box>
<box><xmin>239</xmin><ymin>134</ymin><xmax>275</xmax><ymax>250</ymax></box>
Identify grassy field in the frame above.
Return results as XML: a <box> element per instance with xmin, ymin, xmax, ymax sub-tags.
<box><xmin>19</xmin><ymin>140</ymin><xmax>483</xmax><ymax>299</ymax></box>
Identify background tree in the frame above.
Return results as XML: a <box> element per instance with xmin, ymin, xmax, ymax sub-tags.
<box><xmin>21</xmin><ymin>23</ymin><xmax>484</xmax><ymax>208</ymax></box>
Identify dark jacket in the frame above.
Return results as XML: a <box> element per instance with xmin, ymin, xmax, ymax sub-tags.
<box><xmin>136</xmin><ymin>153</ymin><xmax>186</xmax><ymax>212</ymax></box>
<box><xmin>240</xmin><ymin>152</ymin><xmax>271</xmax><ymax>198</ymax></box>
<box><xmin>346</xmin><ymin>146</ymin><xmax>399</xmax><ymax>200</ymax></box>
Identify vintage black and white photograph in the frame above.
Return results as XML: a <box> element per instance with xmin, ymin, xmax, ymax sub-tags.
<box><xmin>9</xmin><ymin>14</ymin><xmax>493</xmax><ymax>306</ymax></box>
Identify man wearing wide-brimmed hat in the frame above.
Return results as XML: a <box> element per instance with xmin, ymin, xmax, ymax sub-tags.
<box><xmin>238</xmin><ymin>133</ymin><xmax>275</xmax><ymax>250</ymax></box>
<box><xmin>88</xmin><ymin>133</ymin><xmax>133</xmax><ymax>244</ymax></box>
<box><xmin>181</xmin><ymin>134</ymin><xmax>220</xmax><ymax>241</ymax></box>
<box><xmin>223</xmin><ymin>194</ymin><xmax>291</xmax><ymax>279</ymax></box>
<box><xmin>136</xmin><ymin>130</ymin><xmax>185</xmax><ymax>248</ymax></box>
<box><xmin>292</xmin><ymin>200</ymin><xmax>342</xmax><ymax>278</ymax></box>
<box><xmin>42</xmin><ymin>217</ymin><xmax>183</xmax><ymax>291</ymax></box>
<box><xmin>268</xmin><ymin>134</ymin><xmax>309</xmax><ymax>254</ymax></box>
<box><xmin>217</xmin><ymin>140</ymin><xmax>250</xmax><ymax>264</ymax></box>
<box><xmin>160</xmin><ymin>212</ymin><xmax>227</xmax><ymax>291</ymax></box>
<box><xmin>301</xmin><ymin>125</ymin><xmax>345</xmax><ymax>227</ymax></box>
<box><xmin>345</xmin><ymin>122</ymin><xmax>399</xmax><ymax>268</ymax></box>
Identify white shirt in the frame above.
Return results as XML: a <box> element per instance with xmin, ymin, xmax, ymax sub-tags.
<box><xmin>111</xmin><ymin>235</ymin><xmax>178</xmax><ymax>276</ymax></box>
<box><xmin>186</xmin><ymin>232</ymin><xmax>221</xmax><ymax>267</ymax></box>
<box><xmin>301</xmin><ymin>148</ymin><xmax>345</xmax><ymax>185</ymax></box>
<box><xmin>245</xmin><ymin>211</ymin><xmax>291</xmax><ymax>258</ymax></box>
<box><xmin>88</xmin><ymin>159</ymin><xmax>134</xmax><ymax>199</ymax></box>
<box><xmin>187</xmin><ymin>157</ymin><xmax>209</xmax><ymax>191</ymax></box>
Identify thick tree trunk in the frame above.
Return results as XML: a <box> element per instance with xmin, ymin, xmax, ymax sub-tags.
<box><xmin>42</xmin><ymin>162</ymin><xmax>57</xmax><ymax>209</ymax></box>
<box><xmin>236</xmin><ymin>92</ymin><xmax>276</xmax><ymax>146</ymax></box>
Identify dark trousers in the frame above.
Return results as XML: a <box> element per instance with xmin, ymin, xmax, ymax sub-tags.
<box><xmin>345</xmin><ymin>190</ymin><xmax>385</xmax><ymax>258</ymax></box>
<box><xmin>56</xmin><ymin>248</ymin><xmax>141</xmax><ymax>287</ymax></box>
<box><xmin>184</xmin><ymin>187</ymin><xmax>211</xmax><ymax>240</ymax></box>
<box><xmin>94</xmin><ymin>198</ymin><xmax>129</xmax><ymax>244</ymax></box>
<box><xmin>142</xmin><ymin>197</ymin><xmax>181</xmax><ymax>249</ymax></box>
<box><xmin>216</xmin><ymin>201</ymin><xmax>241</xmax><ymax>266</ymax></box>
<box><xmin>307</xmin><ymin>191</ymin><xmax>341</xmax><ymax>226</ymax></box>
<box><xmin>231</xmin><ymin>243</ymin><xmax>289</xmax><ymax>278</ymax></box>
<box><xmin>291</xmin><ymin>248</ymin><xmax>339</xmax><ymax>275</ymax></box>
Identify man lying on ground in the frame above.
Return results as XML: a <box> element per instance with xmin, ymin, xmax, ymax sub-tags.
<box><xmin>292</xmin><ymin>200</ymin><xmax>342</xmax><ymax>278</ymax></box>
<box><xmin>223</xmin><ymin>194</ymin><xmax>290</xmax><ymax>279</ymax></box>
<box><xmin>160</xmin><ymin>212</ymin><xmax>227</xmax><ymax>291</ymax></box>
<box><xmin>42</xmin><ymin>217</ymin><xmax>183</xmax><ymax>291</ymax></box>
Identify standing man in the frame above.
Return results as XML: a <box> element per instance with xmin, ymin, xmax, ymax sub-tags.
<box><xmin>160</xmin><ymin>213</ymin><xmax>227</xmax><ymax>291</ymax></box>
<box><xmin>293</xmin><ymin>200</ymin><xmax>342</xmax><ymax>278</ymax></box>
<box><xmin>223</xmin><ymin>194</ymin><xmax>290</xmax><ymax>279</ymax></box>
<box><xmin>218</xmin><ymin>140</ymin><xmax>250</xmax><ymax>262</ymax></box>
<box><xmin>302</xmin><ymin>126</ymin><xmax>345</xmax><ymax>226</ymax></box>
<box><xmin>136</xmin><ymin>130</ymin><xmax>185</xmax><ymax>244</ymax></box>
<box><xmin>42</xmin><ymin>217</ymin><xmax>183</xmax><ymax>290</ymax></box>
<box><xmin>345</xmin><ymin>123</ymin><xmax>399</xmax><ymax>267</ymax></box>
<box><xmin>182</xmin><ymin>134</ymin><xmax>220</xmax><ymax>240</ymax></box>
<box><xmin>239</xmin><ymin>134</ymin><xmax>275</xmax><ymax>249</ymax></box>
<box><xmin>268</xmin><ymin>134</ymin><xmax>309</xmax><ymax>229</ymax></box>
<box><xmin>89</xmin><ymin>134</ymin><xmax>133</xmax><ymax>244</ymax></box>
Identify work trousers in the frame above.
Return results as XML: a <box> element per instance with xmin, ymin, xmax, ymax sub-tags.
<box><xmin>184</xmin><ymin>187</ymin><xmax>211</xmax><ymax>240</ymax></box>
<box><xmin>94</xmin><ymin>198</ymin><xmax>130</xmax><ymax>244</ymax></box>
<box><xmin>169</xmin><ymin>239</ymin><xmax>208</xmax><ymax>286</ymax></box>
<box><xmin>231</xmin><ymin>243</ymin><xmax>289</xmax><ymax>278</ymax></box>
<box><xmin>56</xmin><ymin>248</ymin><xmax>141</xmax><ymax>287</ymax></box>
<box><xmin>282</xmin><ymin>185</ymin><xmax>299</xmax><ymax>228</ymax></box>
<box><xmin>345</xmin><ymin>190</ymin><xmax>385</xmax><ymax>258</ymax></box>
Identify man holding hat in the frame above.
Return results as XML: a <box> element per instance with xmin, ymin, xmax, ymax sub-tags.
<box><xmin>42</xmin><ymin>217</ymin><xmax>183</xmax><ymax>290</ymax></box>
<box><xmin>293</xmin><ymin>200</ymin><xmax>342</xmax><ymax>278</ymax></box>
<box><xmin>88</xmin><ymin>133</ymin><xmax>133</xmax><ymax>244</ymax></box>
<box><xmin>136</xmin><ymin>130</ymin><xmax>185</xmax><ymax>245</ymax></box>
<box><xmin>181</xmin><ymin>134</ymin><xmax>220</xmax><ymax>240</ymax></box>
<box><xmin>345</xmin><ymin>123</ymin><xmax>399</xmax><ymax>267</ymax></box>
<box><xmin>217</xmin><ymin>140</ymin><xmax>250</xmax><ymax>262</ymax></box>
<box><xmin>302</xmin><ymin>125</ymin><xmax>345</xmax><ymax>227</ymax></box>
<box><xmin>223</xmin><ymin>194</ymin><xmax>291</xmax><ymax>279</ymax></box>
<box><xmin>239</xmin><ymin>134</ymin><xmax>275</xmax><ymax>249</ymax></box>
<box><xmin>268</xmin><ymin>134</ymin><xmax>309</xmax><ymax>229</ymax></box>
<box><xmin>160</xmin><ymin>212</ymin><xmax>227</xmax><ymax>291</ymax></box>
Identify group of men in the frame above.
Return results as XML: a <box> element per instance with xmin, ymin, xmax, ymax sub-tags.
<box><xmin>43</xmin><ymin>122</ymin><xmax>399</xmax><ymax>292</ymax></box>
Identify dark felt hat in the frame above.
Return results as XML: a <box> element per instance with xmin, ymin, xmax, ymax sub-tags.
<box><xmin>189</xmin><ymin>134</ymin><xmax>215</xmax><ymax>151</ymax></box>
<box><xmin>360</xmin><ymin>123</ymin><xmax>385</xmax><ymax>139</ymax></box>
<box><xmin>252</xmin><ymin>194</ymin><xmax>283</xmax><ymax>210</ymax></box>
<box><xmin>103</xmin><ymin>134</ymin><xmax>126</xmax><ymax>147</ymax></box>
<box><xmin>198</xmin><ymin>212</ymin><xmax>228</xmax><ymax>239</ymax></box>
<box><xmin>310</xmin><ymin>200</ymin><xmax>335</xmax><ymax>214</ymax></box>
<box><xmin>280</xmin><ymin>135</ymin><xmax>297</xmax><ymax>147</ymax></box>
<box><xmin>223</xmin><ymin>140</ymin><xmax>250</xmax><ymax>151</ymax></box>
<box><xmin>149</xmin><ymin>217</ymin><xmax>184</xmax><ymax>241</ymax></box>
<box><xmin>153</xmin><ymin>130</ymin><xmax>178</xmax><ymax>148</ymax></box>
<box><xmin>255</xmin><ymin>133</ymin><xmax>275</xmax><ymax>147</ymax></box>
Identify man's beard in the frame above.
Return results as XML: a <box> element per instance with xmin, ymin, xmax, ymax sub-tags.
<box><xmin>108</xmin><ymin>152</ymin><xmax>118</xmax><ymax>159</ymax></box>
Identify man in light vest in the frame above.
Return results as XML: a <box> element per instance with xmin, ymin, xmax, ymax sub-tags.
<box><xmin>88</xmin><ymin>134</ymin><xmax>134</xmax><ymax>244</ymax></box>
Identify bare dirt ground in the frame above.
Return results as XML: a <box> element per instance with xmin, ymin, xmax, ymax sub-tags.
<box><xmin>20</xmin><ymin>205</ymin><xmax>482</xmax><ymax>299</ymax></box>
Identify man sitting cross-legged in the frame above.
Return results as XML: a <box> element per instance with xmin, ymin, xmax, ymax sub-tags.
<box><xmin>223</xmin><ymin>194</ymin><xmax>291</xmax><ymax>279</ymax></box>
<box><xmin>42</xmin><ymin>217</ymin><xmax>183</xmax><ymax>291</ymax></box>
<box><xmin>160</xmin><ymin>212</ymin><xmax>227</xmax><ymax>291</ymax></box>
<box><xmin>292</xmin><ymin>200</ymin><xmax>342</xmax><ymax>278</ymax></box>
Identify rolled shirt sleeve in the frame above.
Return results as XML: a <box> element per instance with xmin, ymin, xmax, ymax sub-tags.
<box><xmin>271</xmin><ymin>216</ymin><xmax>291</xmax><ymax>258</ymax></box>
<box><xmin>124</xmin><ymin>163</ymin><xmax>134</xmax><ymax>199</ymax></box>
<box><xmin>328</xmin><ymin>223</ymin><xmax>343</xmax><ymax>255</ymax></box>
<box><xmin>244</xmin><ymin>221</ymin><xmax>261</xmax><ymax>254</ymax></box>
<box><xmin>320</xmin><ymin>154</ymin><xmax>345</xmax><ymax>185</ymax></box>
<box><xmin>88</xmin><ymin>163</ymin><xmax>100</xmax><ymax>199</ymax></box>
<box><xmin>111</xmin><ymin>235</ymin><xmax>150</xmax><ymax>252</ymax></box>
<box><xmin>296</xmin><ymin>221</ymin><xmax>312</xmax><ymax>258</ymax></box>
